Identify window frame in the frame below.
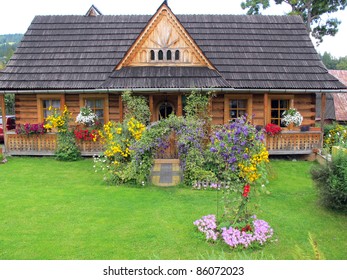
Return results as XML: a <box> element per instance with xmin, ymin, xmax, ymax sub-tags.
<box><xmin>37</xmin><ymin>94</ymin><xmax>65</xmax><ymax>122</ymax></box>
<box><xmin>224</xmin><ymin>94</ymin><xmax>252</xmax><ymax>124</ymax></box>
<box><xmin>79</xmin><ymin>94</ymin><xmax>109</xmax><ymax>124</ymax></box>
<box><xmin>267</xmin><ymin>95</ymin><xmax>294</xmax><ymax>127</ymax></box>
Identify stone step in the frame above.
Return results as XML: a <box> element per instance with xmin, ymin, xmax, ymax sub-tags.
<box><xmin>150</xmin><ymin>159</ymin><xmax>183</xmax><ymax>186</ymax></box>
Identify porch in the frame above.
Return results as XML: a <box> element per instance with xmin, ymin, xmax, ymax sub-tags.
<box><xmin>3</xmin><ymin>129</ymin><xmax>322</xmax><ymax>156</ymax></box>
<box><xmin>4</xmin><ymin>132</ymin><xmax>103</xmax><ymax>156</ymax></box>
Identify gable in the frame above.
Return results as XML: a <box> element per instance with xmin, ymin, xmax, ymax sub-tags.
<box><xmin>116</xmin><ymin>4</ymin><xmax>214</xmax><ymax>70</ymax></box>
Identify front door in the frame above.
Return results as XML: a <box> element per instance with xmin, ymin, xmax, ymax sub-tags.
<box><xmin>154</xmin><ymin>96</ymin><xmax>178</xmax><ymax>159</ymax></box>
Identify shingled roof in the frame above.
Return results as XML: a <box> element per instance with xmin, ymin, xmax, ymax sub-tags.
<box><xmin>0</xmin><ymin>5</ymin><xmax>345</xmax><ymax>91</ymax></box>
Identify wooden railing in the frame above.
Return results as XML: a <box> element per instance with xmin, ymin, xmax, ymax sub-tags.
<box><xmin>5</xmin><ymin>130</ymin><xmax>322</xmax><ymax>156</ymax></box>
<box><xmin>6</xmin><ymin>132</ymin><xmax>104</xmax><ymax>156</ymax></box>
<box><xmin>265</xmin><ymin>130</ymin><xmax>322</xmax><ymax>155</ymax></box>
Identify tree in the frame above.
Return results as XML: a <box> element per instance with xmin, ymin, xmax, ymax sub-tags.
<box><xmin>336</xmin><ymin>56</ymin><xmax>347</xmax><ymax>69</ymax></box>
<box><xmin>241</xmin><ymin>0</ymin><xmax>347</xmax><ymax>44</ymax></box>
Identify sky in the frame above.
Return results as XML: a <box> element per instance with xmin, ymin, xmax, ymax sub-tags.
<box><xmin>1</xmin><ymin>0</ymin><xmax>346</xmax><ymax>57</ymax></box>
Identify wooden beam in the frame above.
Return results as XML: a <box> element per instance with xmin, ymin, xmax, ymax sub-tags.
<box><xmin>177</xmin><ymin>94</ymin><xmax>182</xmax><ymax>117</ymax></box>
<box><xmin>321</xmin><ymin>92</ymin><xmax>326</xmax><ymax>148</ymax></box>
<box><xmin>224</xmin><ymin>94</ymin><xmax>229</xmax><ymax>124</ymax></box>
<box><xmin>119</xmin><ymin>94</ymin><xmax>123</xmax><ymax>122</ymax></box>
<box><xmin>149</xmin><ymin>95</ymin><xmax>154</xmax><ymax>122</ymax></box>
<box><xmin>263</xmin><ymin>93</ymin><xmax>268</xmax><ymax>126</ymax></box>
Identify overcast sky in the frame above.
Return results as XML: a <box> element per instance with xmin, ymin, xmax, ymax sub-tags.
<box><xmin>1</xmin><ymin>0</ymin><xmax>346</xmax><ymax>57</ymax></box>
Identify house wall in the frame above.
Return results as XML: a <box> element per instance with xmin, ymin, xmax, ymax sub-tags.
<box><xmin>15</xmin><ymin>93</ymin><xmax>122</xmax><ymax>125</ymax></box>
<box><xmin>15</xmin><ymin>92</ymin><xmax>316</xmax><ymax>127</ymax></box>
<box><xmin>210</xmin><ymin>93</ymin><xmax>316</xmax><ymax>127</ymax></box>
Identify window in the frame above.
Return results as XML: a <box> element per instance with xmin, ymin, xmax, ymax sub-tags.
<box><xmin>270</xmin><ymin>99</ymin><xmax>290</xmax><ymax>126</ymax></box>
<box><xmin>229</xmin><ymin>99</ymin><xmax>247</xmax><ymax>120</ymax></box>
<box><xmin>37</xmin><ymin>94</ymin><xmax>65</xmax><ymax>122</ymax></box>
<box><xmin>175</xmin><ymin>50</ymin><xmax>180</xmax><ymax>60</ymax></box>
<box><xmin>167</xmin><ymin>50</ymin><xmax>172</xmax><ymax>60</ymax></box>
<box><xmin>150</xmin><ymin>50</ymin><xmax>155</xmax><ymax>61</ymax></box>
<box><xmin>158</xmin><ymin>50</ymin><xmax>164</xmax><ymax>60</ymax></box>
<box><xmin>224</xmin><ymin>94</ymin><xmax>252</xmax><ymax>124</ymax></box>
<box><xmin>80</xmin><ymin>94</ymin><xmax>109</xmax><ymax>125</ymax></box>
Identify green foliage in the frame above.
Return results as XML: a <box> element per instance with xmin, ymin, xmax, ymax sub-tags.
<box><xmin>4</xmin><ymin>93</ymin><xmax>15</xmax><ymax>114</ymax></box>
<box><xmin>241</xmin><ymin>0</ymin><xmax>347</xmax><ymax>44</ymax></box>
<box><xmin>323</xmin><ymin>123</ymin><xmax>347</xmax><ymax>152</ymax></box>
<box><xmin>311</xmin><ymin>154</ymin><xmax>347</xmax><ymax>211</ymax></box>
<box><xmin>55</xmin><ymin>131</ymin><xmax>81</xmax><ymax>161</ymax></box>
<box><xmin>0</xmin><ymin>34</ymin><xmax>23</xmax><ymax>66</ymax></box>
<box><xmin>320</xmin><ymin>52</ymin><xmax>347</xmax><ymax>70</ymax></box>
<box><xmin>122</xmin><ymin>91</ymin><xmax>151</xmax><ymax>125</ymax></box>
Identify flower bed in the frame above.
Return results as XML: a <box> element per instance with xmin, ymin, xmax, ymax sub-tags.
<box><xmin>194</xmin><ymin>214</ymin><xmax>273</xmax><ymax>249</ymax></box>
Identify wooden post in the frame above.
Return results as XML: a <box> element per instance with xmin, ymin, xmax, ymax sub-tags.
<box><xmin>264</xmin><ymin>93</ymin><xmax>268</xmax><ymax>126</ymax></box>
<box><xmin>149</xmin><ymin>95</ymin><xmax>154</xmax><ymax>122</ymax></box>
<box><xmin>321</xmin><ymin>93</ymin><xmax>326</xmax><ymax>132</ymax></box>
<box><xmin>0</xmin><ymin>94</ymin><xmax>7</xmax><ymax>150</ymax></box>
<box><xmin>320</xmin><ymin>93</ymin><xmax>326</xmax><ymax>148</ymax></box>
<box><xmin>224</xmin><ymin>94</ymin><xmax>228</xmax><ymax>124</ymax></box>
<box><xmin>177</xmin><ymin>94</ymin><xmax>182</xmax><ymax>117</ymax></box>
<box><xmin>119</xmin><ymin>94</ymin><xmax>123</xmax><ymax>122</ymax></box>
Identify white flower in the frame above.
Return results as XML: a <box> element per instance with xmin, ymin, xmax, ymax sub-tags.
<box><xmin>281</xmin><ymin>108</ymin><xmax>303</xmax><ymax>127</ymax></box>
<box><xmin>76</xmin><ymin>106</ymin><xmax>98</xmax><ymax>126</ymax></box>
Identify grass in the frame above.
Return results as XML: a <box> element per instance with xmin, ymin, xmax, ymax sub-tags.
<box><xmin>0</xmin><ymin>157</ymin><xmax>346</xmax><ymax>260</ymax></box>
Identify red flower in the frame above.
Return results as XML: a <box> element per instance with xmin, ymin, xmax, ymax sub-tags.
<box><xmin>241</xmin><ymin>224</ymin><xmax>252</xmax><ymax>232</ymax></box>
<box><xmin>265</xmin><ymin>123</ymin><xmax>281</xmax><ymax>136</ymax></box>
<box><xmin>242</xmin><ymin>184</ymin><xmax>250</xmax><ymax>197</ymax></box>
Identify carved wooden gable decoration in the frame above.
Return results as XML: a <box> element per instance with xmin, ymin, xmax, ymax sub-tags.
<box><xmin>116</xmin><ymin>3</ymin><xmax>215</xmax><ymax>70</ymax></box>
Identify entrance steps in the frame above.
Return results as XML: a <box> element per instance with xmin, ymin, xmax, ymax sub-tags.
<box><xmin>150</xmin><ymin>159</ymin><xmax>183</xmax><ymax>186</ymax></box>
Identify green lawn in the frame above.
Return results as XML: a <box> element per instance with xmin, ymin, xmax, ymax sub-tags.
<box><xmin>0</xmin><ymin>157</ymin><xmax>346</xmax><ymax>260</ymax></box>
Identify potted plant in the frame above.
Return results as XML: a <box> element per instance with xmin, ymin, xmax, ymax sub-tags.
<box><xmin>281</xmin><ymin>108</ymin><xmax>303</xmax><ymax>130</ymax></box>
<box><xmin>76</xmin><ymin>106</ymin><xmax>98</xmax><ymax>127</ymax></box>
<box><xmin>265</xmin><ymin>123</ymin><xmax>281</xmax><ymax>136</ymax></box>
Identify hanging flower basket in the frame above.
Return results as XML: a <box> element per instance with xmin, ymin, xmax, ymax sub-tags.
<box><xmin>281</xmin><ymin>108</ymin><xmax>303</xmax><ymax>128</ymax></box>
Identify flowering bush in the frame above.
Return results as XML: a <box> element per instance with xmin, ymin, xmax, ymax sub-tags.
<box><xmin>205</xmin><ymin>115</ymin><xmax>269</xmax><ymax>227</ymax></box>
<box><xmin>193</xmin><ymin>214</ymin><xmax>219</xmax><ymax>241</ymax></box>
<box><xmin>44</xmin><ymin>105</ymin><xmax>70</xmax><ymax>133</ymax></box>
<box><xmin>94</xmin><ymin>117</ymin><xmax>146</xmax><ymax>184</ymax></box>
<box><xmin>44</xmin><ymin>106</ymin><xmax>80</xmax><ymax>161</ymax></box>
<box><xmin>76</xmin><ymin>106</ymin><xmax>98</xmax><ymax>127</ymax></box>
<box><xmin>16</xmin><ymin>123</ymin><xmax>46</xmax><ymax>136</ymax></box>
<box><xmin>194</xmin><ymin>214</ymin><xmax>273</xmax><ymax>248</ymax></box>
<box><xmin>281</xmin><ymin>108</ymin><xmax>303</xmax><ymax>127</ymax></box>
<box><xmin>324</xmin><ymin>124</ymin><xmax>347</xmax><ymax>152</ymax></box>
<box><xmin>265</xmin><ymin>123</ymin><xmax>281</xmax><ymax>136</ymax></box>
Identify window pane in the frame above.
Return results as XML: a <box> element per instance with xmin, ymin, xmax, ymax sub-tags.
<box><xmin>167</xmin><ymin>50</ymin><xmax>172</xmax><ymax>60</ymax></box>
<box><xmin>51</xmin><ymin>100</ymin><xmax>60</xmax><ymax>108</ymax></box>
<box><xmin>280</xmin><ymin>100</ymin><xmax>289</xmax><ymax>108</ymax></box>
<box><xmin>230</xmin><ymin>100</ymin><xmax>237</xmax><ymax>108</ymax></box>
<box><xmin>238</xmin><ymin>110</ymin><xmax>246</xmax><ymax>117</ymax></box>
<box><xmin>238</xmin><ymin>100</ymin><xmax>247</xmax><ymax>108</ymax></box>
<box><xmin>271</xmin><ymin>100</ymin><xmax>278</xmax><ymax>108</ymax></box>
<box><xmin>271</xmin><ymin>110</ymin><xmax>279</xmax><ymax>118</ymax></box>
<box><xmin>95</xmin><ymin>99</ymin><xmax>103</xmax><ymax>108</ymax></box>
<box><xmin>230</xmin><ymin>110</ymin><xmax>237</xmax><ymax>118</ymax></box>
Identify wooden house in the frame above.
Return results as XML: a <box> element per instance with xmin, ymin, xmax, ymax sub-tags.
<box><xmin>0</xmin><ymin>2</ymin><xmax>346</xmax><ymax>155</ymax></box>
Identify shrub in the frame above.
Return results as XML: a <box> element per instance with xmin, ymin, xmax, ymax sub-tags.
<box><xmin>311</xmin><ymin>154</ymin><xmax>347</xmax><ymax>211</ymax></box>
<box><xmin>55</xmin><ymin>131</ymin><xmax>81</xmax><ymax>161</ymax></box>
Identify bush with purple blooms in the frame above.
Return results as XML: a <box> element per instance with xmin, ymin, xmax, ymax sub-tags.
<box><xmin>194</xmin><ymin>214</ymin><xmax>273</xmax><ymax>249</ymax></box>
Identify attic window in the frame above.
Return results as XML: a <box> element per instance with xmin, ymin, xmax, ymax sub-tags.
<box><xmin>167</xmin><ymin>50</ymin><xmax>172</xmax><ymax>60</ymax></box>
<box><xmin>147</xmin><ymin>49</ymin><xmax>180</xmax><ymax>62</ymax></box>
<box><xmin>175</xmin><ymin>50</ymin><xmax>180</xmax><ymax>60</ymax></box>
<box><xmin>158</xmin><ymin>50</ymin><xmax>164</xmax><ymax>60</ymax></box>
